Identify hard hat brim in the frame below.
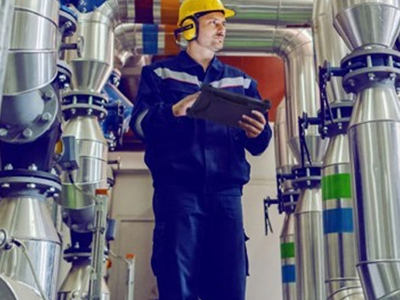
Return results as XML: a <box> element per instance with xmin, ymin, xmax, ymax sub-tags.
<box><xmin>224</xmin><ymin>8</ymin><xmax>235</xmax><ymax>18</ymax></box>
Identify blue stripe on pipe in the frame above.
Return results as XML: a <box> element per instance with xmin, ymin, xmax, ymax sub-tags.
<box><xmin>323</xmin><ymin>208</ymin><xmax>354</xmax><ymax>234</ymax></box>
<box><xmin>282</xmin><ymin>265</ymin><xmax>296</xmax><ymax>283</ymax></box>
<box><xmin>143</xmin><ymin>24</ymin><xmax>159</xmax><ymax>55</ymax></box>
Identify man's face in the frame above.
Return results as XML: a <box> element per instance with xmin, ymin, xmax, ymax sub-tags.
<box><xmin>195</xmin><ymin>11</ymin><xmax>227</xmax><ymax>52</ymax></box>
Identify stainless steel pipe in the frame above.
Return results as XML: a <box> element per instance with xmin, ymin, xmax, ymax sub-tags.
<box><xmin>294</xmin><ymin>186</ymin><xmax>326</xmax><ymax>300</ymax></box>
<box><xmin>331</xmin><ymin>0</ymin><xmax>400</xmax><ymax>298</ymax></box>
<box><xmin>349</xmin><ymin>84</ymin><xmax>400</xmax><ymax>299</ymax></box>
<box><xmin>280</xmin><ymin>213</ymin><xmax>297</xmax><ymax>300</ymax></box>
<box><xmin>3</xmin><ymin>0</ymin><xmax>59</xmax><ymax>96</ymax></box>
<box><xmin>275</xmin><ymin>100</ymin><xmax>297</xmax><ymax>176</ymax></box>
<box><xmin>275</xmin><ymin>100</ymin><xmax>298</xmax><ymax>300</ymax></box>
<box><xmin>322</xmin><ymin>135</ymin><xmax>364</xmax><ymax>300</ymax></box>
<box><xmin>313</xmin><ymin>0</ymin><xmax>363</xmax><ymax>298</ymax></box>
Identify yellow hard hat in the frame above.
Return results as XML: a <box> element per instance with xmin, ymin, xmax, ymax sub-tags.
<box><xmin>177</xmin><ymin>0</ymin><xmax>235</xmax><ymax>26</ymax></box>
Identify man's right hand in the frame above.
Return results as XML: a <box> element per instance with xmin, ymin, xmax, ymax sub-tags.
<box><xmin>172</xmin><ymin>92</ymin><xmax>201</xmax><ymax>117</ymax></box>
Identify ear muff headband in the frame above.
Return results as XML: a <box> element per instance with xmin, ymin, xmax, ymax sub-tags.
<box><xmin>174</xmin><ymin>15</ymin><xmax>199</xmax><ymax>42</ymax></box>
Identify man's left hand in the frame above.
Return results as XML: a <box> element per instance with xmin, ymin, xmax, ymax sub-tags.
<box><xmin>238</xmin><ymin>110</ymin><xmax>266</xmax><ymax>138</ymax></box>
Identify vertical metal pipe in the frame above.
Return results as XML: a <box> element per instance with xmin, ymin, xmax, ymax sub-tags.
<box><xmin>275</xmin><ymin>100</ymin><xmax>298</xmax><ymax>300</ymax></box>
<box><xmin>277</xmin><ymin>28</ymin><xmax>329</xmax><ymax>164</ymax></box>
<box><xmin>331</xmin><ymin>0</ymin><xmax>400</xmax><ymax>298</ymax></box>
<box><xmin>348</xmin><ymin>84</ymin><xmax>400</xmax><ymax>299</ymax></box>
<box><xmin>275</xmin><ymin>100</ymin><xmax>295</xmax><ymax>176</ymax></box>
<box><xmin>313</xmin><ymin>0</ymin><xmax>363</xmax><ymax>298</ymax></box>
<box><xmin>59</xmin><ymin>3</ymin><xmax>115</xmax><ymax>299</ymax></box>
<box><xmin>0</xmin><ymin>1</ymin><xmax>62</xmax><ymax>299</ymax></box>
<box><xmin>294</xmin><ymin>185</ymin><xmax>326</xmax><ymax>300</ymax></box>
<box><xmin>280</xmin><ymin>213</ymin><xmax>297</xmax><ymax>300</ymax></box>
<box><xmin>322</xmin><ymin>135</ymin><xmax>364</xmax><ymax>299</ymax></box>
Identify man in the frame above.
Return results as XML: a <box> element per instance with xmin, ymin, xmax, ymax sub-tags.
<box><xmin>130</xmin><ymin>0</ymin><xmax>272</xmax><ymax>299</ymax></box>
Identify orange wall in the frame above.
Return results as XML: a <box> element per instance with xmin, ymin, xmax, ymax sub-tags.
<box><xmin>219</xmin><ymin>56</ymin><xmax>285</xmax><ymax>122</ymax></box>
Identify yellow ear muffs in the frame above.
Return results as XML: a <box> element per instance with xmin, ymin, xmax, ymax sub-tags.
<box><xmin>181</xmin><ymin>17</ymin><xmax>198</xmax><ymax>41</ymax></box>
<box><xmin>174</xmin><ymin>16</ymin><xmax>199</xmax><ymax>42</ymax></box>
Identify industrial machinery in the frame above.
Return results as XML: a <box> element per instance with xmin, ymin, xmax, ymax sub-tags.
<box><xmin>2</xmin><ymin>0</ymin><xmax>400</xmax><ymax>299</ymax></box>
<box><xmin>313</xmin><ymin>0</ymin><xmax>364</xmax><ymax>298</ymax></box>
<box><xmin>266</xmin><ymin>100</ymin><xmax>299</xmax><ymax>300</ymax></box>
<box><xmin>319</xmin><ymin>0</ymin><xmax>400</xmax><ymax>298</ymax></box>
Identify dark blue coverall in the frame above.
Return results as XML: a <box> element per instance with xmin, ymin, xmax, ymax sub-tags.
<box><xmin>130</xmin><ymin>51</ymin><xmax>272</xmax><ymax>300</ymax></box>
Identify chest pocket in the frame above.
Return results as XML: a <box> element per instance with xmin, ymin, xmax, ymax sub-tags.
<box><xmin>162</xmin><ymin>80</ymin><xmax>200</xmax><ymax>105</ymax></box>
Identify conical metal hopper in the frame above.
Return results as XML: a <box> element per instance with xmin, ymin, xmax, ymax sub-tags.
<box><xmin>60</xmin><ymin>116</ymin><xmax>108</xmax><ymax>232</ymax></box>
<box><xmin>332</xmin><ymin>0</ymin><xmax>400</xmax><ymax>50</ymax></box>
<box><xmin>0</xmin><ymin>275</ymin><xmax>42</xmax><ymax>300</ymax></box>
<box><xmin>65</xmin><ymin>10</ymin><xmax>114</xmax><ymax>93</ymax></box>
<box><xmin>0</xmin><ymin>196</ymin><xmax>61</xmax><ymax>300</ymax></box>
<box><xmin>57</xmin><ymin>259</ymin><xmax>110</xmax><ymax>300</ymax></box>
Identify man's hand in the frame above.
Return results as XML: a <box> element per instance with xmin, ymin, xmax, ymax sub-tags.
<box><xmin>172</xmin><ymin>92</ymin><xmax>201</xmax><ymax>117</ymax></box>
<box><xmin>239</xmin><ymin>110</ymin><xmax>266</xmax><ymax>138</ymax></box>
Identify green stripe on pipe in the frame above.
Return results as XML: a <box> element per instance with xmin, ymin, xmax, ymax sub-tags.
<box><xmin>322</xmin><ymin>173</ymin><xmax>352</xmax><ymax>200</ymax></box>
<box><xmin>281</xmin><ymin>242</ymin><xmax>295</xmax><ymax>259</ymax></box>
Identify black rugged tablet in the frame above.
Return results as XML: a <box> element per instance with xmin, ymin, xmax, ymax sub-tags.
<box><xmin>186</xmin><ymin>84</ymin><xmax>271</xmax><ymax>128</ymax></box>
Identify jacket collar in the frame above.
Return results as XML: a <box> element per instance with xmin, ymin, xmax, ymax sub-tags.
<box><xmin>178</xmin><ymin>50</ymin><xmax>224</xmax><ymax>71</ymax></box>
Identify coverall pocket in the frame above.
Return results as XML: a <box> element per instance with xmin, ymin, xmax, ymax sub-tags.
<box><xmin>151</xmin><ymin>223</ymin><xmax>166</xmax><ymax>276</ymax></box>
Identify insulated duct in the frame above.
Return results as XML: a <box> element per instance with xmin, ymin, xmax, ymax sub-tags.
<box><xmin>103</xmin><ymin>25</ymin><xmax>153</xmax><ymax>150</ymax></box>
<box><xmin>117</xmin><ymin>0</ymin><xmax>313</xmax><ymax>27</ymax></box>
<box><xmin>330</xmin><ymin>0</ymin><xmax>400</xmax><ymax>298</ymax></box>
<box><xmin>275</xmin><ymin>100</ymin><xmax>298</xmax><ymax>300</ymax></box>
<box><xmin>275</xmin><ymin>100</ymin><xmax>297</xmax><ymax>177</ymax></box>
<box><xmin>312</xmin><ymin>0</ymin><xmax>364</xmax><ymax>299</ymax></box>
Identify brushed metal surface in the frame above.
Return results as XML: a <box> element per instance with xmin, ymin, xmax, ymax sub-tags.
<box><xmin>60</xmin><ymin>116</ymin><xmax>108</xmax><ymax>232</ymax></box>
<box><xmin>0</xmin><ymin>274</ymin><xmax>42</xmax><ymax>300</ymax></box>
<box><xmin>0</xmin><ymin>196</ymin><xmax>61</xmax><ymax>300</ymax></box>
<box><xmin>65</xmin><ymin>10</ymin><xmax>114</xmax><ymax>93</ymax></box>
<box><xmin>332</xmin><ymin>0</ymin><xmax>400</xmax><ymax>50</ymax></box>
<box><xmin>3</xmin><ymin>0</ymin><xmax>59</xmax><ymax>95</ymax></box>
<box><xmin>294</xmin><ymin>188</ymin><xmax>326</xmax><ymax>300</ymax></box>
<box><xmin>57</xmin><ymin>260</ymin><xmax>110</xmax><ymax>300</ymax></box>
